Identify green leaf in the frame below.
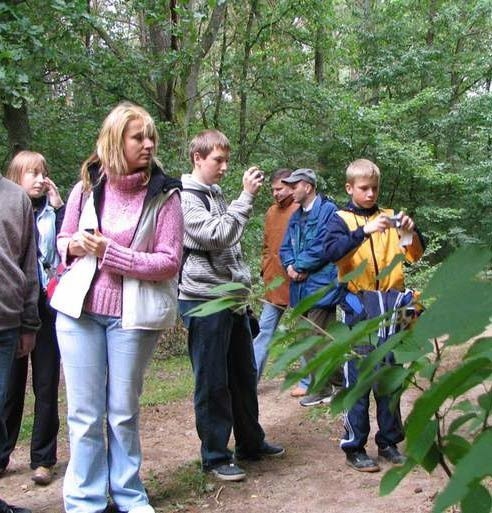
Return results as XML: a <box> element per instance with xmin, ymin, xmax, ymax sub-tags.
<box><xmin>442</xmin><ymin>434</ymin><xmax>471</xmax><ymax>465</ymax></box>
<box><xmin>407</xmin><ymin>418</ymin><xmax>438</xmax><ymax>463</ymax></box>
<box><xmin>414</xmin><ymin>247</ymin><xmax>492</xmax><ymax>345</ymax></box>
<box><xmin>433</xmin><ymin>429</ymin><xmax>492</xmax><ymax>513</ymax></box>
<box><xmin>208</xmin><ymin>282</ymin><xmax>250</xmax><ymax>294</ymax></box>
<box><xmin>290</xmin><ymin>285</ymin><xmax>335</xmax><ymax>318</ymax></box>
<box><xmin>406</xmin><ymin>357</ymin><xmax>491</xmax><ymax>456</ymax></box>
<box><xmin>380</xmin><ymin>459</ymin><xmax>416</xmax><ymax>496</ymax></box>
<box><xmin>448</xmin><ymin>413</ymin><xmax>479</xmax><ymax>435</ymax></box>
<box><xmin>417</xmin><ymin>360</ymin><xmax>438</xmax><ymax>380</ymax></box>
<box><xmin>338</xmin><ymin>260</ymin><xmax>368</xmax><ymax>284</ymax></box>
<box><xmin>464</xmin><ymin>336</ymin><xmax>492</xmax><ymax>362</ymax></box>
<box><xmin>373</xmin><ymin>365</ymin><xmax>410</xmax><ymax>396</ymax></box>
<box><xmin>420</xmin><ymin>442</ymin><xmax>441</xmax><ymax>473</ymax></box>
<box><xmin>460</xmin><ymin>483</ymin><xmax>491</xmax><ymax>513</ymax></box>
<box><xmin>270</xmin><ymin>335</ymin><xmax>324</xmax><ymax>378</ymax></box>
<box><xmin>264</xmin><ymin>276</ymin><xmax>285</xmax><ymax>292</ymax></box>
<box><xmin>477</xmin><ymin>391</ymin><xmax>492</xmax><ymax>412</ymax></box>
<box><xmin>375</xmin><ymin>253</ymin><xmax>405</xmax><ymax>282</ymax></box>
<box><xmin>186</xmin><ymin>297</ymin><xmax>243</xmax><ymax>317</ymax></box>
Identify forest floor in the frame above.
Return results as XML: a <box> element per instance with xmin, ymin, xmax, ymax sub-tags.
<box><xmin>0</xmin><ymin>372</ymin><xmax>452</xmax><ymax>513</ymax></box>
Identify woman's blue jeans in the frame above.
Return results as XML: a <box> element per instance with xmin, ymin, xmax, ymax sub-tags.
<box><xmin>56</xmin><ymin>312</ymin><xmax>159</xmax><ymax>513</ymax></box>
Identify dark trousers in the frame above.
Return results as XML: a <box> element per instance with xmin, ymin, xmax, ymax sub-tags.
<box><xmin>0</xmin><ymin>295</ymin><xmax>60</xmax><ymax>469</ymax></box>
<box><xmin>0</xmin><ymin>328</ymin><xmax>20</xmax><ymax>457</ymax></box>
<box><xmin>304</xmin><ymin>307</ymin><xmax>343</xmax><ymax>388</ymax></box>
<box><xmin>340</xmin><ymin>351</ymin><xmax>404</xmax><ymax>453</ymax></box>
<box><xmin>179</xmin><ymin>300</ymin><xmax>265</xmax><ymax>470</ymax></box>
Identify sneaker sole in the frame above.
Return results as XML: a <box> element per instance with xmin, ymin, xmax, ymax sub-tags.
<box><xmin>378</xmin><ymin>456</ymin><xmax>406</xmax><ymax>467</ymax></box>
<box><xmin>300</xmin><ymin>397</ymin><xmax>332</xmax><ymax>407</ymax></box>
<box><xmin>236</xmin><ymin>448</ymin><xmax>285</xmax><ymax>461</ymax></box>
<box><xmin>210</xmin><ymin>470</ymin><xmax>246</xmax><ymax>482</ymax></box>
<box><xmin>265</xmin><ymin>448</ymin><xmax>285</xmax><ymax>458</ymax></box>
<box><xmin>345</xmin><ymin>460</ymin><xmax>380</xmax><ymax>473</ymax></box>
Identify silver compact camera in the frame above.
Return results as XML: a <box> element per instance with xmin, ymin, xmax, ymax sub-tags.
<box><xmin>388</xmin><ymin>215</ymin><xmax>401</xmax><ymax>228</ymax></box>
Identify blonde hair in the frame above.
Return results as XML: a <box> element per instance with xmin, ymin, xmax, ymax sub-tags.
<box><xmin>346</xmin><ymin>159</ymin><xmax>380</xmax><ymax>184</ymax></box>
<box><xmin>81</xmin><ymin>102</ymin><xmax>158</xmax><ymax>190</ymax></box>
<box><xmin>188</xmin><ymin>129</ymin><xmax>230</xmax><ymax>166</ymax></box>
<box><xmin>6</xmin><ymin>150</ymin><xmax>48</xmax><ymax>185</ymax></box>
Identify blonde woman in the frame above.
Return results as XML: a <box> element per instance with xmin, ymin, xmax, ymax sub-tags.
<box><xmin>1</xmin><ymin>151</ymin><xmax>64</xmax><ymax>486</ymax></box>
<box><xmin>53</xmin><ymin>102</ymin><xmax>183</xmax><ymax>513</ymax></box>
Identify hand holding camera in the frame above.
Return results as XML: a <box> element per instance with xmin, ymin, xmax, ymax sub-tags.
<box><xmin>386</xmin><ymin>212</ymin><xmax>415</xmax><ymax>232</ymax></box>
<box><xmin>387</xmin><ymin>215</ymin><xmax>402</xmax><ymax>229</ymax></box>
<box><xmin>243</xmin><ymin>166</ymin><xmax>265</xmax><ymax>195</ymax></box>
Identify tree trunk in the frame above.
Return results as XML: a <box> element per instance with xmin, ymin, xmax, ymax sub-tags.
<box><xmin>182</xmin><ymin>2</ymin><xmax>227</xmax><ymax>130</ymax></box>
<box><xmin>2</xmin><ymin>102</ymin><xmax>31</xmax><ymax>157</ymax></box>
<box><xmin>314</xmin><ymin>24</ymin><xmax>325</xmax><ymax>85</ymax></box>
<box><xmin>238</xmin><ymin>0</ymin><xmax>258</xmax><ymax>164</ymax></box>
<box><xmin>212</xmin><ymin>5</ymin><xmax>228</xmax><ymax>129</ymax></box>
<box><xmin>145</xmin><ymin>0</ymin><xmax>178</xmax><ymax>123</ymax></box>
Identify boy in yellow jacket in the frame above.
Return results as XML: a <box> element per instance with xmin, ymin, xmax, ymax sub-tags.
<box><xmin>324</xmin><ymin>159</ymin><xmax>424</xmax><ymax>472</ymax></box>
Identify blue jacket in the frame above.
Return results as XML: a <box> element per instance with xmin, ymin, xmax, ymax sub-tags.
<box><xmin>279</xmin><ymin>194</ymin><xmax>340</xmax><ymax>308</ymax></box>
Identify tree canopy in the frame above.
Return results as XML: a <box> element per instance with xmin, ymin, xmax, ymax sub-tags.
<box><xmin>1</xmin><ymin>0</ymin><xmax>491</xmax><ymax>261</ymax></box>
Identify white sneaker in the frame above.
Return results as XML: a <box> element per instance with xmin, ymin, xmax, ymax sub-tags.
<box><xmin>128</xmin><ymin>505</ymin><xmax>155</xmax><ymax>513</ymax></box>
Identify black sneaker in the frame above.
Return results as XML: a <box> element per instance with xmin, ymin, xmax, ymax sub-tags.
<box><xmin>378</xmin><ymin>445</ymin><xmax>406</xmax><ymax>466</ymax></box>
<box><xmin>299</xmin><ymin>385</ymin><xmax>340</xmax><ymax>407</ymax></box>
<box><xmin>235</xmin><ymin>441</ymin><xmax>285</xmax><ymax>461</ymax></box>
<box><xmin>345</xmin><ymin>451</ymin><xmax>380</xmax><ymax>472</ymax></box>
<box><xmin>208</xmin><ymin>462</ymin><xmax>246</xmax><ymax>481</ymax></box>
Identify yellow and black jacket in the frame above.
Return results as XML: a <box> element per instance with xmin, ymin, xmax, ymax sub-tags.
<box><xmin>324</xmin><ymin>202</ymin><xmax>424</xmax><ymax>293</ymax></box>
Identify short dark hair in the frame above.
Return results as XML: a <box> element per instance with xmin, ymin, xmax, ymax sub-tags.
<box><xmin>270</xmin><ymin>168</ymin><xmax>293</xmax><ymax>183</ymax></box>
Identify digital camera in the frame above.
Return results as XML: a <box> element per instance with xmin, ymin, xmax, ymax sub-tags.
<box><xmin>388</xmin><ymin>215</ymin><xmax>401</xmax><ymax>228</ymax></box>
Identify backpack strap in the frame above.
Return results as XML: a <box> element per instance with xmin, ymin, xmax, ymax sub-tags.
<box><xmin>180</xmin><ymin>188</ymin><xmax>212</xmax><ymax>283</ymax></box>
<box><xmin>182</xmin><ymin>188</ymin><xmax>210</xmax><ymax>212</ymax></box>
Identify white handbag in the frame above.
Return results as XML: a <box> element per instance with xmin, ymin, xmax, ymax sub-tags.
<box><xmin>50</xmin><ymin>192</ymin><xmax>98</xmax><ymax>318</ymax></box>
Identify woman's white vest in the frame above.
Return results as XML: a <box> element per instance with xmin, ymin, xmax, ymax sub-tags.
<box><xmin>50</xmin><ymin>189</ymin><xmax>179</xmax><ymax>330</ymax></box>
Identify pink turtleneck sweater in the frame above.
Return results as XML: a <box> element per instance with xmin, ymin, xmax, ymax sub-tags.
<box><xmin>57</xmin><ymin>171</ymin><xmax>183</xmax><ymax>317</ymax></box>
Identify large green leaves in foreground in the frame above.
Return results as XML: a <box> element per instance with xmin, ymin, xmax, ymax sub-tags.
<box><xmin>271</xmin><ymin>246</ymin><xmax>492</xmax><ymax>513</ymax></box>
<box><xmin>186</xmin><ymin>247</ymin><xmax>492</xmax><ymax>512</ymax></box>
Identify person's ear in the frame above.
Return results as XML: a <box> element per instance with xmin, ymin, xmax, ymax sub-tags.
<box><xmin>345</xmin><ymin>182</ymin><xmax>353</xmax><ymax>195</ymax></box>
<box><xmin>193</xmin><ymin>152</ymin><xmax>201</xmax><ymax>166</ymax></box>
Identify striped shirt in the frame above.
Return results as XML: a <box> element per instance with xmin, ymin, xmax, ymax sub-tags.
<box><xmin>178</xmin><ymin>174</ymin><xmax>254</xmax><ymax>300</ymax></box>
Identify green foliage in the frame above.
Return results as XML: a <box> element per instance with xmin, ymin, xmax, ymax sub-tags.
<box><xmin>281</xmin><ymin>246</ymin><xmax>492</xmax><ymax>513</ymax></box>
<box><xmin>188</xmin><ymin>246</ymin><xmax>492</xmax><ymax>512</ymax></box>
<box><xmin>2</xmin><ymin>2</ymin><xmax>492</xmax><ymax>503</ymax></box>
<box><xmin>1</xmin><ymin>0</ymin><xmax>491</xmax><ymax>258</ymax></box>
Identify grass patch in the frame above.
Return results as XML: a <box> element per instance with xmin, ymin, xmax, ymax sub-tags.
<box><xmin>147</xmin><ymin>460</ymin><xmax>213</xmax><ymax>506</ymax></box>
<box><xmin>141</xmin><ymin>355</ymin><xmax>194</xmax><ymax>407</ymax></box>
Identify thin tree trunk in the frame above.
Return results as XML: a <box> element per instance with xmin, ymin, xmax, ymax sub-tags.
<box><xmin>2</xmin><ymin>102</ymin><xmax>31</xmax><ymax>157</ymax></box>
<box><xmin>212</xmin><ymin>5</ymin><xmax>228</xmax><ymax>128</ymax></box>
<box><xmin>238</xmin><ymin>0</ymin><xmax>258</xmax><ymax>164</ymax></box>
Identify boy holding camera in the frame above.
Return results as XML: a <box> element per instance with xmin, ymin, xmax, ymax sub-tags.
<box><xmin>179</xmin><ymin>129</ymin><xmax>284</xmax><ymax>482</ymax></box>
<box><xmin>324</xmin><ymin>158</ymin><xmax>424</xmax><ymax>472</ymax></box>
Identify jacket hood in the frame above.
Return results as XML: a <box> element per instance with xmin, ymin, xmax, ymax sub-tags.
<box><xmin>181</xmin><ymin>173</ymin><xmax>222</xmax><ymax>196</ymax></box>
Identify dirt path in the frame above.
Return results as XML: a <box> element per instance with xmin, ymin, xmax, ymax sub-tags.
<box><xmin>0</xmin><ymin>374</ymin><xmax>448</xmax><ymax>513</ymax></box>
